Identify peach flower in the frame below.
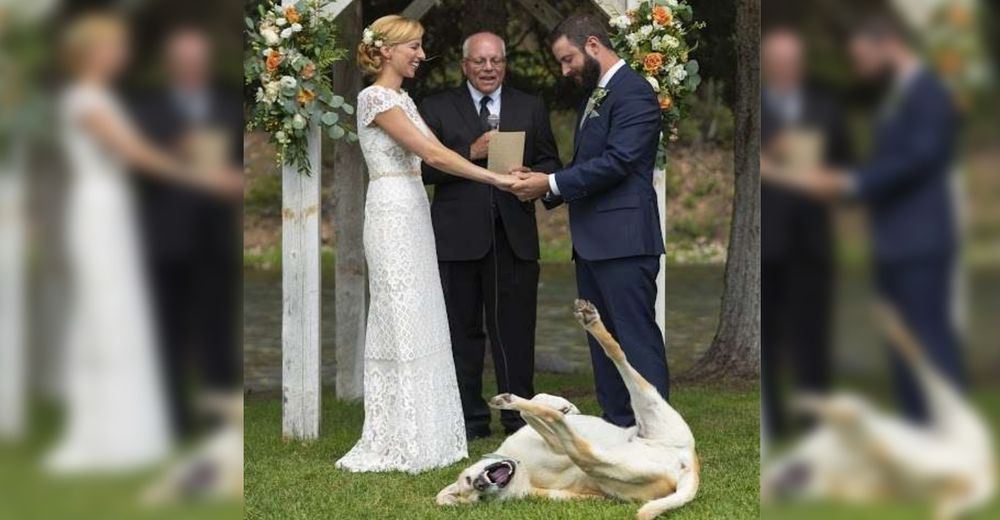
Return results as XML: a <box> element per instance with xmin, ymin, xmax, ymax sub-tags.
<box><xmin>643</xmin><ymin>52</ymin><xmax>664</xmax><ymax>74</ymax></box>
<box><xmin>284</xmin><ymin>6</ymin><xmax>301</xmax><ymax>24</ymax></box>
<box><xmin>652</xmin><ymin>6</ymin><xmax>673</xmax><ymax>26</ymax></box>
<box><xmin>296</xmin><ymin>88</ymin><xmax>316</xmax><ymax>105</ymax></box>
<box><xmin>659</xmin><ymin>95</ymin><xmax>673</xmax><ymax>111</ymax></box>
<box><xmin>266</xmin><ymin>52</ymin><xmax>283</xmax><ymax>73</ymax></box>
<box><xmin>301</xmin><ymin>62</ymin><xmax>316</xmax><ymax>80</ymax></box>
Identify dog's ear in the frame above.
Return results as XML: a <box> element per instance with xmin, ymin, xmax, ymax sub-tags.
<box><xmin>435</xmin><ymin>483</ymin><xmax>462</xmax><ymax>506</ymax></box>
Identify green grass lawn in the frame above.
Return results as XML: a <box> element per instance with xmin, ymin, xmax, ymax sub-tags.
<box><xmin>0</xmin><ymin>402</ymin><xmax>242</xmax><ymax>520</ymax></box>
<box><xmin>245</xmin><ymin>372</ymin><xmax>760</xmax><ymax>519</ymax></box>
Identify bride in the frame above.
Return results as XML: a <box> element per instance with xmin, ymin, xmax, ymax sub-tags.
<box><xmin>335</xmin><ymin>15</ymin><xmax>516</xmax><ymax>473</ymax></box>
<box><xmin>48</xmin><ymin>13</ymin><xmax>239</xmax><ymax>472</ymax></box>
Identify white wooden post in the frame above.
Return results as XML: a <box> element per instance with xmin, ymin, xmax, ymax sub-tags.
<box><xmin>281</xmin><ymin>0</ymin><xmax>322</xmax><ymax>441</ymax></box>
<box><xmin>592</xmin><ymin>0</ymin><xmax>668</xmax><ymax>343</ymax></box>
<box><xmin>0</xmin><ymin>144</ymin><xmax>26</xmax><ymax>439</ymax></box>
<box><xmin>280</xmin><ymin>0</ymin><xmax>358</xmax><ymax>440</ymax></box>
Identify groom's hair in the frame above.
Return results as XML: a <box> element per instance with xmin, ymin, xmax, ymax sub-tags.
<box><xmin>549</xmin><ymin>15</ymin><xmax>612</xmax><ymax>51</ymax></box>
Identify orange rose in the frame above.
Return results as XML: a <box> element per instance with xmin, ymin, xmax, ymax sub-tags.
<box><xmin>296</xmin><ymin>88</ymin><xmax>316</xmax><ymax>105</ymax></box>
<box><xmin>284</xmin><ymin>6</ymin><xmax>301</xmax><ymax>24</ymax></box>
<box><xmin>947</xmin><ymin>5</ymin><xmax>970</xmax><ymax>27</ymax></box>
<box><xmin>643</xmin><ymin>52</ymin><xmax>664</xmax><ymax>73</ymax></box>
<box><xmin>266</xmin><ymin>52</ymin><xmax>283</xmax><ymax>73</ymax></box>
<box><xmin>659</xmin><ymin>95</ymin><xmax>673</xmax><ymax>111</ymax></box>
<box><xmin>301</xmin><ymin>62</ymin><xmax>316</xmax><ymax>80</ymax></box>
<box><xmin>937</xmin><ymin>50</ymin><xmax>963</xmax><ymax>75</ymax></box>
<box><xmin>652</xmin><ymin>6</ymin><xmax>673</xmax><ymax>26</ymax></box>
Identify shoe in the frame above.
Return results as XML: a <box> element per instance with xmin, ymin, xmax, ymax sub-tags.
<box><xmin>466</xmin><ymin>426</ymin><xmax>491</xmax><ymax>441</ymax></box>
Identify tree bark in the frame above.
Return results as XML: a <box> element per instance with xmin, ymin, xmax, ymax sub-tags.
<box><xmin>331</xmin><ymin>0</ymin><xmax>367</xmax><ymax>401</ymax></box>
<box><xmin>682</xmin><ymin>0</ymin><xmax>760</xmax><ymax>383</ymax></box>
<box><xmin>461</xmin><ymin>0</ymin><xmax>509</xmax><ymax>40</ymax></box>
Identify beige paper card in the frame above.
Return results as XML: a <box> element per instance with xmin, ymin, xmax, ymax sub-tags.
<box><xmin>487</xmin><ymin>131</ymin><xmax>525</xmax><ymax>174</ymax></box>
<box><xmin>782</xmin><ymin>128</ymin><xmax>824</xmax><ymax>178</ymax></box>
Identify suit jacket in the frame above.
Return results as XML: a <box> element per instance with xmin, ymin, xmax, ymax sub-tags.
<box><xmin>419</xmin><ymin>85</ymin><xmax>561</xmax><ymax>261</ymax></box>
<box><xmin>761</xmin><ymin>87</ymin><xmax>852</xmax><ymax>263</ymax></box>
<box><xmin>129</xmin><ymin>87</ymin><xmax>243</xmax><ymax>261</ymax></box>
<box><xmin>856</xmin><ymin>70</ymin><xmax>958</xmax><ymax>262</ymax></box>
<box><xmin>544</xmin><ymin>65</ymin><xmax>665</xmax><ymax>261</ymax></box>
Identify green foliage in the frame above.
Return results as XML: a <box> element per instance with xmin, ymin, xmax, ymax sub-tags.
<box><xmin>244</xmin><ymin>0</ymin><xmax>358</xmax><ymax>175</ymax></box>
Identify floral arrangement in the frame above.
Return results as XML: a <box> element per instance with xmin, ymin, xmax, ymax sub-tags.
<box><xmin>244</xmin><ymin>0</ymin><xmax>357</xmax><ymax>175</ymax></box>
<box><xmin>923</xmin><ymin>0</ymin><xmax>991</xmax><ymax>110</ymax></box>
<box><xmin>608</xmin><ymin>0</ymin><xmax>703</xmax><ymax>167</ymax></box>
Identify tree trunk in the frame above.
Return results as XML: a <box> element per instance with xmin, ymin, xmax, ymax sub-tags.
<box><xmin>461</xmin><ymin>0</ymin><xmax>508</xmax><ymax>39</ymax></box>
<box><xmin>331</xmin><ymin>0</ymin><xmax>367</xmax><ymax>401</ymax></box>
<box><xmin>682</xmin><ymin>0</ymin><xmax>760</xmax><ymax>383</ymax></box>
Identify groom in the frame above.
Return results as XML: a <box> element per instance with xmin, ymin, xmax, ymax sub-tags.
<box><xmin>511</xmin><ymin>15</ymin><xmax>668</xmax><ymax>427</ymax></box>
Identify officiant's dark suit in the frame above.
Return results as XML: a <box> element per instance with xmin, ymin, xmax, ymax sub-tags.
<box><xmin>129</xmin><ymin>29</ymin><xmax>242</xmax><ymax>437</ymax></box>
<box><xmin>761</xmin><ymin>85</ymin><xmax>852</xmax><ymax>437</ymax></box>
<box><xmin>418</xmin><ymin>33</ymin><xmax>561</xmax><ymax>439</ymax></box>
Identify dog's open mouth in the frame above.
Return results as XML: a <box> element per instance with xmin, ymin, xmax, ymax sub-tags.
<box><xmin>476</xmin><ymin>460</ymin><xmax>515</xmax><ymax>490</ymax></box>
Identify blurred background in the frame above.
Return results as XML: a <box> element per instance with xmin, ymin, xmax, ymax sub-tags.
<box><xmin>1</xmin><ymin>0</ymin><xmax>243</xmax><ymax>518</ymax></box>
<box><xmin>760</xmin><ymin>0</ymin><xmax>999</xmax><ymax>518</ymax></box>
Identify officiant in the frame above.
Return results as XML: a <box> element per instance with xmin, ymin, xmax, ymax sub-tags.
<box><xmin>419</xmin><ymin>31</ymin><xmax>561</xmax><ymax>440</ymax></box>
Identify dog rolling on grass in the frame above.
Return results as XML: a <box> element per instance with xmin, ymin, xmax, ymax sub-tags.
<box><xmin>437</xmin><ymin>299</ymin><xmax>699</xmax><ymax>519</ymax></box>
<box><xmin>142</xmin><ymin>392</ymin><xmax>244</xmax><ymax>505</ymax></box>
<box><xmin>762</xmin><ymin>303</ymin><xmax>996</xmax><ymax>520</ymax></box>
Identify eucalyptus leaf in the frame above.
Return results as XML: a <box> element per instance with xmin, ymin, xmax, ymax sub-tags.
<box><xmin>341</xmin><ymin>104</ymin><xmax>354</xmax><ymax>115</ymax></box>
<box><xmin>328</xmin><ymin>125</ymin><xmax>346</xmax><ymax>139</ymax></box>
<box><xmin>321</xmin><ymin>112</ymin><xmax>339</xmax><ymax>126</ymax></box>
<box><xmin>329</xmin><ymin>95</ymin><xmax>344</xmax><ymax>108</ymax></box>
<box><xmin>685</xmin><ymin>60</ymin><xmax>699</xmax><ymax>75</ymax></box>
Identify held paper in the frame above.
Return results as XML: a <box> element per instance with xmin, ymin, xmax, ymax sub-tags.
<box><xmin>487</xmin><ymin>131</ymin><xmax>525</xmax><ymax>175</ymax></box>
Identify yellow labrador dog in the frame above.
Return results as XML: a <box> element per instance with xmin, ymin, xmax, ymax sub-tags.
<box><xmin>437</xmin><ymin>300</ymin><xmax>699</xmax><ymax>520</ymax></box>
<box><xmin>762</xmin><ymin>304</ymin><xmax>995</xmax><ymax>520</ymax></box>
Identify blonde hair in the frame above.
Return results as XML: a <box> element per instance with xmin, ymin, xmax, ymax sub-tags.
<box><xmin>61</xmin><ymin>12</ymin><xmax>128</xmax><ymax>76</ymax></box>
<box><xmin>356</xmin><ymin>15</ymin><xmax>424</xmax><ymax>77</ymax></box>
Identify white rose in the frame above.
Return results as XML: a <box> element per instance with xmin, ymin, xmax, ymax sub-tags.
<box><xmin>280</xmin><ymin>27</ymin><xmax>293</xmax><ymax>39</ymax></box>
<box><xmin>638</xmin><ymin>25</ymin><xmax>654</xmax><ymax>38</ymax></box>
<box><xmin>261</xmin><ymin>28</ymin><xmax>281</xmax><ymax>46</ymax></box>
<box><xmin>291</xmin><ymin>23</ymin><xmax>303</xmax><ymax>33</ymax></box>
<box><xmin>262</xmin><ymin>48</ymin><xmax>272</xmax><ymax>57</ymax></box>
<box><xmin>625</xmin><ymin>32</ymin><xmax>640</xmax><ymax>49</ymax></box>
<box><xmin>664</xmin><ymin>35</ymin><xmax>680</xmax><ymax>49</ymax></box>
<box><xmin>374</xmin><ymin>39</ymin><xmax>383</xmax><ymax>48</ymax></box>
<box><xmin>646</xmin><ymin>76</ymin><xmax>660</xmax><ymax>92</ymax></box>
<box><xmin>255</xmin><ymin>87</ymin><xmax>266</xmax><ymax>103</ymax></box>
<box><xmin>280</xmin><ymin>76</ymin><xmax>297</xmax><ymax>89</ymax></box>
<box><xmin>610</xmin><ymin>15</ymin><xmax>630</xmax><ymax>29</ymax></box>
<box><xmin>264</xmin><ymin>82</ymin><xmax>281</xmax><ymax>103</ymax></box>
<box><xmin>362</xmin><ymin>28</ymin><xmax>374</xmax><ymax>45</ymax></box>
<box><xmin>292</xmin><ymin>114</ymin><xmax>307</xmax><ymax>130</ymax></box>
<box><xmin>666</xmin><ymin>0</ymin><xmax>678</xmax><ymax>7</ymax></box>
<box><xmin>669</xmin><ymin>64</ymin><xmax>687</xmax><ymax>85</ymax></box>
<box><xmin>276</xmin><ymin>17</ymin><xmax>287</xmax><ymax>27</ymax></box>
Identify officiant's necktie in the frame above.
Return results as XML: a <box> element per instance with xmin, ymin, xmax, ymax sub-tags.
<box><xmin>479</xmin><ymin>96</ymin><xmax>493</xmax><ymax>132</ymax></box>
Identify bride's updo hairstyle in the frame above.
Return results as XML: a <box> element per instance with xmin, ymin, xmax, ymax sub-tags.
<box><xmin>357</xmin><ymin>15</ymin><xmax>424</xmax><ymax>77</ymax></box>
<box><xmin>61</xmin><ymin>12</ymin><xmax>128</xmax><ymax>76</ymax></box>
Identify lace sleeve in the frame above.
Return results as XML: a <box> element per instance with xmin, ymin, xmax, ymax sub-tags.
<box><xmin>357</xmin><ymin>86</ymin><xmax>399</xmax><ymax>128</ymax></box>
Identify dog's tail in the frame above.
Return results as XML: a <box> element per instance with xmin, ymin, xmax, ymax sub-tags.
<box><xmin>636</xmin><ymin>456</ymin><xmax>700</xmax><ymax>520</ymax></box>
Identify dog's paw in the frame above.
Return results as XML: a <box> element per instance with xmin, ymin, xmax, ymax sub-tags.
<box><xmin>488</xmin><ymin>393</ymin><xmax>517</xmax><ymax>410</ymax></box>
<box><xmin>573</xmin><ymin>299</ymin><xmax>600</xmax><ymax>328</ymax></box>
<box><xmin>531</xmin><ymin>393</ymin><xmax>580</xmax><ymax>415</ymax></box>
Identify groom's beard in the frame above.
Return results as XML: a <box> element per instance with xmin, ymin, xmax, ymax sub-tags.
<box><xmin>579</xmin><ymin>54</ymin><xmax>602</xmax><ymax>92</ymax></box>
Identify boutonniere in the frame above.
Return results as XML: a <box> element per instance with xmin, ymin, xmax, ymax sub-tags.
<box><xmin>587</xmin><ymin>87</ymin><xmax>609</xmax><ymax>118</ymax></box>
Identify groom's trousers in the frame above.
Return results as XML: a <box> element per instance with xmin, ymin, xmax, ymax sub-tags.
<box><xmin>438</xmin><ymin>219</ymin><xmax>539</xmax><ymax>435</ymax></box>
<box><xmin>575</xmin><ymin>254</ymin><xmax>669</xmax><ymax>427</ymax></box>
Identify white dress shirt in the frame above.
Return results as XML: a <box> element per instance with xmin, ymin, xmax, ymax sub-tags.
<box><xmin>467</xmin><ymin>81</ymin><xmax>502</xmax><ymax>120</ymax></box>
<box><xmin>548</xmin><ymin>59</ymin><xmax>628</xmax><ymax>197</ymax></box>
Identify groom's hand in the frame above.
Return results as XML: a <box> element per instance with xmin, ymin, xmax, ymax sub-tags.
<box><xmin>510</xmin><ymin>171</ymin><xmax>550</xmax><ymax>201</ymax></box>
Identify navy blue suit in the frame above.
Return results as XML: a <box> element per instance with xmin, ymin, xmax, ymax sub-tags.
<box><xmin>857</xmin><ymin>69</ymin><xmax>965</xmax><ymax>422</ymax></box>
<box><xmin>545</xmin><ymin>64</ymin><xmax>667</xmax><ymax>426</ymax></box>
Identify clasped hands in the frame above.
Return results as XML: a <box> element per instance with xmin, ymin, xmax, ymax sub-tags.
<box><xmin>494</xmin><ymin>166</ymin><xmax>550</xmax><ymax>202</ymax></box>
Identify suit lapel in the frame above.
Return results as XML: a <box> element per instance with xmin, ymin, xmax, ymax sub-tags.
<box><xmin>451</xmin><ymin>86</ymin><xmax>483</xmax><ymax>136</ymax></box>
<box><xmin>572</xmin><ymin>65</ymin><xmax>632</xmax><ymax>162</ymax></box>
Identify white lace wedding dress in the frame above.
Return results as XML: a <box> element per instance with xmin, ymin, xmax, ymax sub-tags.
<box><xmin>334</xmin><ymin>85</ymin><xmax>467</xmax><ymax>473</ymax></box>
<box><xmin>47</xmin><ymin>83</ymin><xmax>171</xmax><ymax>472</ymax></box>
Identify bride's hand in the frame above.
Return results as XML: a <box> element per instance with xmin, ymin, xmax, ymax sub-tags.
<box><xmin>491</xmin><ymin>173</ymin><xmax>516</xmax><ymax>192</ymax></box>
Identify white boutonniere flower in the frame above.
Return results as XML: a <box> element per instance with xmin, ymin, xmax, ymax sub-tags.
<box><xmin>587</xmin><ymin>87</ymin><xmax>609</xmax><ymax>119</ymax></box>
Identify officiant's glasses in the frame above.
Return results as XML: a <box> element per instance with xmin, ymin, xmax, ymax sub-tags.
<box><xmin>465</xmin><ymin>57</ymin><xmax>506</xmax><ymax>69</ymax></box>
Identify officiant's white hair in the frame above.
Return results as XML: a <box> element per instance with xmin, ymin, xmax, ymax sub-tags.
<box><xmin>462</xmin><ymin>32</ymin><xmax>506</xmax><ymax>58</ymax></box>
